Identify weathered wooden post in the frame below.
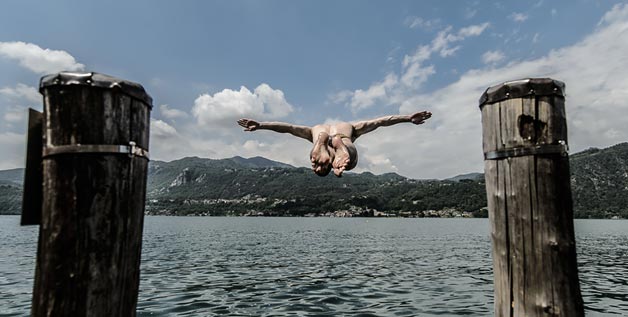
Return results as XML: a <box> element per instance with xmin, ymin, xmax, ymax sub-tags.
<box><xmin>30</xmin><ymin>72</ymin><xmax>152</xmax><ymax>316</ymax></box>
<box><xmin>479</xmin><ymin>78</ymin><xmax>584</xmax><ymax>317</ymax></box>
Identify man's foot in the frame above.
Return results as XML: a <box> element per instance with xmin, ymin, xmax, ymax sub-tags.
<box><xmin>331</xmin><ymin>135</ymin><xmax>351</xmax><ymax>177</ymax></box>
<box><xmin>311</xmin><ymin>132</ymin><xmax>332</xmax><ymax>171</ymax></box>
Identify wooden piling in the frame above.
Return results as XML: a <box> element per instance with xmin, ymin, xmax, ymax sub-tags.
<box><xmin>31</xmin><ymin>72</ymin><xmax>152</xmax><ymax>316</ymax></box>
<box><xmin>479</xmin><ymin>78</ymin><xmax>584</xmax><ymax>317</ymax></box>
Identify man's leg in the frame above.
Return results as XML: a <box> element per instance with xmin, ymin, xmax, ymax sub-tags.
<box><xmin>330</xmin><ymin>136</ymin><xmax>356</xmax><ymax>177</ymax></box>
<box><xmin>310</xmin><ymin>132</ymin><xmax>332</xmax><ymax>174</ymax></box>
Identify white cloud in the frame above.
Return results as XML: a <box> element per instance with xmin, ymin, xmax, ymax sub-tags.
<box><xmin>366</xmin><ymin>3</ymin><xmax>628</xmax><ymax>179</ymax></box>
<box><xmin>406</xmin><ymin>22</ymin><xmax>489</xmax><ymax>66</ymax></box>
<box><xmin>254</xmin><ymin>84</ymin><xmax>294</xmax><ymax>117</ymax></box>
<box><xmin>235</xmin><ymin>138</ymin><xmax>309</xmax><ymax>167</ymax></box>
<box><xmin>465</xmin><ymin>8</ymin><xmax>478</xmax><ymax>19</ymax></box>
<box><xmin>0</xmin><ymin>132</ymin><xmax>25</xmax><ymax>170</ymax></box>
<box><xmin>323</xmin><ymin>117</ymin><xmax>344</xmax><ymax>125</ymax></box>
<box><xmin>341</xmin><ymin>22</ymin><xmax>490</xmax><ymax>113</ymax></box>
<box><xmin>441</xmin><ymin>46</ymin><xmax>461</xmax><ymax>57</ymax></box>
<box><xmin>458</xmin><ymin>23</ymin><xmax>490</xmax><ymax>37</ymax></box>
<box><xmin>327</xmin><ymin>90</ymin><xmax>353</xmax><ymax>105</ymax></box>
<box><xmin>0</xmin><ymin>41</ymin><xmax>84</xmax><ymax>74</ymax></box>
<box><xmin>151</xmin><ymin>119</ymin><xmax>179</xmax><ymax>139</ymax></box>
<box><xmin>149</xmin><ymin>119</ymin><xmax>202</xmax><ymax>162</ymax></box>
<box><xmin>482</xmin><ymin>50</ymin><xmax>506</xmax><ymax>64</ymax></box>
<box><xmin>352</xmin><ymin>150</ymin><xmax>399</xmax><ymax>175</ymax></box>
<box><xmin>150</xmin><ymin>118</ymin><xmax>221</xmax><ymax>162</ymax></box>
<box><xmin>400</xmin><ymin>63</ymin><xmax>435</xmax><ymax>87</ymax></box>
<box><xmin>159</xmin><ymin>104</ymin><xmax>188</xmax><ymax>120</ymax></box>
<box><xmin>148</xmin><ymin>116</ymin><xmax>311</xmax><ymax>168</ymax></box>
<box><xmin>192</xmin><ymin>84</ymin><xmax>294</xmax><ymax>129</ymax></box>
<box><xmin>402</xmin><ymin>45</ymin><xmax>431</xmax><ymax>67</ymax></box>
<box><xmin>431</xmin><ymin>27</ymin><xmax>460</xmax><ymax>57</ymax></box>
<box><xmin>532</xmin><ymin>33</ymin><xmax>540</xmax><ymax>43</ymax></box>
<box><xmin>385</xmin><ymin>45</ymin><xmax>402</xmax><ymax>64</ymax></box>
<box><xmin>510</xmin><ymin>12</ymin><xmax>529</xmax><ymax>22</ymax></box>
<box><xmin>600</xmin><ymin>3</ymin><xmax>628</xmax><ymax>24</ymax></box>
<box><xmin>3</xmin><ymin>106</ymin><xmax>27</xmax><ymax>123</ymax></box>
<box><xmin>404</xmin><ymin>16</ymin><xmax>441</xmax><ymax>31</ymax></box>
<box><xmin>349</xmin><ymin>74</ymin><xmax>398</xmax><ymax>111</ymax></box>
<box><xmin>0</xmin><ymin>83</ymin><xmax>41</xmax><ymax>104</ymax></box>
<box><xmin>150</xmin><ymin>119</ymin><xmax>196</xmax><ymax>161</ymax></box>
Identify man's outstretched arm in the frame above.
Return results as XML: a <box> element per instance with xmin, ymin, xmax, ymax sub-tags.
<box><xmin>237</xmin><ymin>118</ymin><xmax>313</xmax><ymax>142</ymax></box>
<box><xmin>352</xmin><ymin>111</ymin><xmax>431</xmax><ymax>138</ymax></box>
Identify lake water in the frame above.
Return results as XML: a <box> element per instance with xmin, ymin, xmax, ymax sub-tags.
<box><xmin>1</xmin><ymin>216</ymin><xmax>626</xmax><ymax>316</ymax></box>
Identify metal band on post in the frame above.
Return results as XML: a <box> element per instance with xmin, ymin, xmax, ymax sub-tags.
<box><xmin>484</xmin><ymin>142</ymin><xmax>568</xmax><ymax>160</ymax></box>
<box><xmin>42</xmin><ymin>142</ymin><xmax>150</xmax><ymax>160</ymax></box>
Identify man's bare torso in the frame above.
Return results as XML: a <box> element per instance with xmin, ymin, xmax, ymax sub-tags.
<box><xmin>311</xmin><ymin>122</ymin><xmax>355</xmax><ymax>143</ymax></box>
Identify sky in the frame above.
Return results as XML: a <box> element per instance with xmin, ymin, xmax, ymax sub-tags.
<box><xmin>1</xmin><ymin>0</ymin><xmax>627</xmax><ymax>179</ymax></box>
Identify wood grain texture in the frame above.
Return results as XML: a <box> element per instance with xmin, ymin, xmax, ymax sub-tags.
<box><xmin>32</xmin><ymin>85</ymin><xmax>150</xmax><ymax>317</ymax></box>
<box><xmin>482</xmin><ymin>86</ymin><xmax>583</xmax><ymax>316</ymax></box>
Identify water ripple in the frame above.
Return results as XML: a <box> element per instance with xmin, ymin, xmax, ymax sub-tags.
<box><xmin>1</xmin><ymin>217</ymin><xmax>627</xmax><ymax>316</ymax></box>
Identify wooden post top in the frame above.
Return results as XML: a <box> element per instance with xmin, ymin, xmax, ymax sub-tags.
<box><xmin>39</xmin><ymin>71</ymin><xmax>153</xmax><ymax>107</ymax></box>
<box><xmin>479</xmin><ymin>78</ymin><xmax>569</xmax><ymax>159</ymax></box>
<box><xmin>479</xmin><ymin>78</ymin><xmax>565</xmax><ymax>108</ymax></box>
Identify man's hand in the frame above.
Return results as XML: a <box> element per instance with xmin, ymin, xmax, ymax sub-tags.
<box><xmin>410</xmin><ymin>111</ymin><xmax>432</xmax><ymax>125</ymax></box>
<box><xmin>237</xmin><ymin>118</ymin><xmax>259</xmax><ymax>131</ymax></box>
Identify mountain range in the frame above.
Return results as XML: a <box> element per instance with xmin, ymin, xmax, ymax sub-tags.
<box><xmin>2</xmin><ymin>143</ymin><xmax>628</xmax><ymax>218</ymax></box>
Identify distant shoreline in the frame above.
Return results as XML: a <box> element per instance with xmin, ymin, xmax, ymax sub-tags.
<box><xmin>2</xmin><ymin>214</ymin><xmax>625</xmax><ymax>220</ymax></box>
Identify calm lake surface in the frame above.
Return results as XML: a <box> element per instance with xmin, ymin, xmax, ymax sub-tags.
<box><xmin>1</xmin><ymin>216</ymin><xmax>627</xmax><ymax>316</ymax></box>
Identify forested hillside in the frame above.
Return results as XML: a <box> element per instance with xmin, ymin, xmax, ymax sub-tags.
<box><xmin>2</xmin><ymin>143</ymin><xmax>628</xmax><ymax>218</ymax></box>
